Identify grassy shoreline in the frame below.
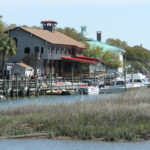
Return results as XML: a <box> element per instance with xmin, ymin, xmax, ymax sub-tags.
<box><xmin>0</xmin><ymin>89</ymin><xmax>150</xmax><ymax>142</ymax></box>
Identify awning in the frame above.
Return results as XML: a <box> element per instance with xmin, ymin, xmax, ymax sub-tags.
<box><xmin>62</xmin><ymin>56</ymin><xmax>97</xmax><ymax>63</ymax></box>
<box><xmin>62</xmin><ymin>56</ymin><xmax>105</xmax><ymax>64</ymax></box>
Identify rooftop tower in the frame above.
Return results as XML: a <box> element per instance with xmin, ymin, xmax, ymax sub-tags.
<box><xmin>80</xmin><ymin>25</ymin><xmax>88</xmax><ymax>37</ymax></box>
<box><xmin>41</xmin><ymin>20</ymin><xmax>57</xmax><ymax>32</ymax></box>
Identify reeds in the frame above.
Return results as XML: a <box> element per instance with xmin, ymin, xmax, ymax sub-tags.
<box><xmin>0</xmin><ymin>88</ymin><xmax>150</xmax><ymax>141</ymax></box>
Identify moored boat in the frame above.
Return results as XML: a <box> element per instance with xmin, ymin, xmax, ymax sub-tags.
<box><xmin>78</xmin><ymin>86</ymin><xmax>99</xmax><ymax>95</ymax></box>
<box><xmin>99</xmin><ymin>77</ymin><xmax>147</xmax><ymax>94</ymax></box>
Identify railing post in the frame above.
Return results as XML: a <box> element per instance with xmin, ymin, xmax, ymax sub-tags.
<box><xmin>72</xmin><ymin>62</ymin><xmax>74</xmax><ymax>89</ymax></box>
<box><xmin>50</xmin><ymin>69</ymin><xmax>53</xmax><ymax>94</ymax></box>
<box><xmin>3</xmin><ymin>77</ymin><xmax>6</xmax><ymax>97</ymax></box>
<box><xmin>16</xmin><ymin>75</ymin><xmax>18</xmax><ymax>97</ymax></box>
<box><xmin>35</xmin><ymin>68</ymin><xmax>39</xmax><ymax>96</ymax></box>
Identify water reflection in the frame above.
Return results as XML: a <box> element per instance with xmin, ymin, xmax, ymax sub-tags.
<box><xmin>0</xmin><ymin>139</ymin><xmax>149</xmax><ymax>150</ymax></box>
<box><xmin>0</xmin><ymin>94</ymin><xmax>118</xmax><ymax>109</ymax></box>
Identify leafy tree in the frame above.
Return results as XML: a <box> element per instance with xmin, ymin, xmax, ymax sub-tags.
<box><xmin>5</xmin><ymin>24</ymin><xmax>17</xmax><ymax>31</ymax></box>
<box><xmin>84</xmin><ymin>46</ymin><xmax>121</xmax><ymax>69</ymax></box>
<box><xmin>56</xmin><ymin>27</ymin><xmax>87</xmax><ymax>42</ymax></box>
<box><xmin>106</xmin><ymin>38</ymin><xmax>128</xmax><ymax>49</ymax></box>
<box><xmin>0</xmin><ymin>16</ymin><xmax>5</xmax><ymax>37</ymax></box>
<box><xmin>124</xmin><ymin>47</ymin><xmax>138</xmax><ymax>61</ymax></box>
<box><xmin>83</xmin><ymin>46</ymin><xmax>103</xmax><ymax>58</ymax></box>
<box><xmin>0</xmin><ymin>34</ymin><xmax>17</xmax><ymax>78</ymax></box>
<box><xmin>102</xmin><ymin>51</ymin><xmax>121</xmax><ymax>69</ymax></box>
<box><xmin>21</xmin><ymin>25</ymin><xmax>29</xmax><ymax>28</ymax></box>
<box><xmin>56</xmin><ymin>27</ymin><xmax>90</xmax><ymax>49</ymax></box>
<box><xmin>31</xmin><ymin>26</ymin><xmax>41</xmax><ymax>29</ymax></box>
<box><xmin>21</xmin><ymin>25</ymin><xmax>41</xmax><ymax>29</ymax></box>
<box><xmin>124</xmin><ymin>46</ymin><xmax>150</xmax><ymax>72</ymax></box>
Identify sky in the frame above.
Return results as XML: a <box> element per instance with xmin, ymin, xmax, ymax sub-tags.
<box><xmin>0</xmin><ymin>0</ymin><xmax>150</xmax><ymax>49</ymax></box>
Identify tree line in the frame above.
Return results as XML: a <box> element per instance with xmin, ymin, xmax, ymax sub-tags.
<box><xmin>0</xmin><ymin>16</ymin><xmax>17</xmax><ymax>78</ymax></box>
<box><xmin>1</xmin><ymin>15</ymin><xmax>150</xmax><ymax>74</ymax></box>
<box><xmin>57</xmin><ymin>28</ymin><xmax>150</xmax><ymax>73</ymax></box>
<box><xmin>106</xmin><ymin>38</ymin><xmax>150</xmax><ymax>73</ymax></box>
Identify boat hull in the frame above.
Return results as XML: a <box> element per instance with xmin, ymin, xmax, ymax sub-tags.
<box><xmin>78</xmin><ymin>86</ymin><xmax>99</xmax><ymax>95</ymax></box>
<box><xmin>99</xmin><ymin>86</ymin><xmax>146</xmax><ymax>94</ymax></box>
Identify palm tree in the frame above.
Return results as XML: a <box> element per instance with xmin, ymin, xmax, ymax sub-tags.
<box><xmin>0</xmin><ymin>34</ymin><xmax>17</xmax><ymax>78</ymax></box>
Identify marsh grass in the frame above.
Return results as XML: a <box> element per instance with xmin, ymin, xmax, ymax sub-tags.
<box><xmin>0</xmin><ymin>88</ymin><xmax>150</xmax><ymax>141</ymax></box>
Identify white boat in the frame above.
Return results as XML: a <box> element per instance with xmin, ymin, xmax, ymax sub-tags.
<box><xmin>0</xmin><ymin>95</ymin><xmax>6</xmax><ymax>100</ymax></box>
<box><xmin>99</xmin><ymin>78</ymin><xmax>146</xmax><ymax>94</ymax></box>
<box><xmin>124</xmin><ymin>73</ymin><xmax>150</xmax><ymax>87</ymax></box>
<box><xmin>78</xmin><ymin>86</ymin><xmax>99</xmax><ymax>95</ymax></box>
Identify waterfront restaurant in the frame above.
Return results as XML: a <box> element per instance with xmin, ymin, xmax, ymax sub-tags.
<box><xmin>6</xmin><ymin>20</ymin><xmax>106</xmax><ymax>78</ymax></box>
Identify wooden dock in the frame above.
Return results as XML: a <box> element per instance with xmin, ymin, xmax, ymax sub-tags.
<box><xmin>0</xmin><ymin>74</ymin><xmax>110</xmax><ymax>98</ymax></box>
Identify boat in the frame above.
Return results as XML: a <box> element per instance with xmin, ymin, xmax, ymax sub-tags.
<box><xmin>61</xmin><ymin>89</ymin><xmax>77</xmax><ymax>95</ymax></box>
<box><xmin>99</xmin><ymin>78</ymin><xmax>146</xmax><ymax>94</ymax></box>
<box><xmin>125</xmin><ymin>73</ymin><xmax>150</xmax><ymax>87</ymax></box>
<box><xmin>78</xmin><ymin>86</ymin><xmax>99</xmax><ymax>95</ymax></box>
<box><xmin>46</xmin><ymin>89</ymin><xmax>62</xmax><ymax>95</ymax></box>
<box><xmin>0</xmin><ymin>95</ymin><xmax>6</xmax><ymax>100</ymax></box>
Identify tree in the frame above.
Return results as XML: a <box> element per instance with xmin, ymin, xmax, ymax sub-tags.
<box><xmin>0</xmin><ymin>34</ymin><xmax>17</xmax><ymax>78</ymax></box>
<box><xmin>84</xmin><ymin>46</ymin><xmax>121</xmax><ymax>69</ymax></box>
<box><xmin>56</xmin><ymin>27</ymin><xmax>87</xmax><ymax>42</ymax></box>
<box><xmin>106</xmin><ymin>38</ymin><xmax>128</xmax><ymax>49</ymax></box>
<box><xmin>0</xmin><ymin>16</ymin><xmax>5</xmax><ymax>37</ymax></box>
<box><xmin>83</xmin><ymin>46</ymin><xmax>103</xmax><ymax>58</ymax></box>
<box><xmin>102</xmin><ymin>51</ymin><xmax>121</xmax><ymax>69</ymax></box>
<box><xmin>5</xmin><ymin>24</ymin><xmax>17</xmax><ymax>31</ymax></box>
<box><xmin>56</xmin><ymin>27</ymin><xmax>90</xmax><ymax>49</ymax></box>
<box><xmin>31</xmin><ymin>26</ymin><xmax>41</xmax><ymax>29</ymax></box>
<box><xmin>0</xmin><ymin>16</ymin><xmax>4</xmax><ymax>31</ymax></box>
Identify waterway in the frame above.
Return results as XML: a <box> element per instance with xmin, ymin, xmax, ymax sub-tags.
<box><xmin>0</xmin><ymin>139</ymin><xmax>149</xmax><ymax>150</ymax></box>
<box><xmin>0</xmin><ymin>94</ymin><xmax>149</xmax><ymax>149</ymax></box>
<box><xmin>0</xmin><ymin>94</ymin><xmax>118</xmax><ymax>109</ymax></box>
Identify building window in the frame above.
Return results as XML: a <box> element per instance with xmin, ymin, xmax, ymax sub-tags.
<box><xmin>59</xmin><ymin>48</ymin><xmax>61</xmax><ymax>54</ymax></box>
<box><xmin>79</xmin><ymin>49</ymin><xmax>82</xmax><ymax>55</ymax></box>
<box><xmin>76</xmin><ymin>49</ymin><xmax>78</xmax><ymax>54</ymax></box>
<box><xmin>24</xmin><ymin>47</ymin><xmax>30</xmax><ymax>54</ymax></box>
<box><xmin>41</xmin><ymin>47</ymin><xmax>44</xmax><ymax>54</ymax></box>
<box><xmin>61</xmin><ymin>48</ymin><xmax>63</xmax><ymax>54</ymax></box>
<box><xmin>51</xmin><ymin>46</ymin><xmax>54</xmax><ymax>54</ymax></box>
<box><xmin>64</xmin><ymin>48</ymin><xmax>68</xmax><ymax>54</ymax></box>
<box><xmin>34</xmin><ymin>47</ymin><xmax>39</xmax><ymax>53</ymax></box>
<box><xmin>68</xmin><ymin>49</ymin><xmax>71</xmax><ymax>54</ymax></box>
<box><xmin>56</xmin><ymin>47</ymin><xmax>59</xmax><ymax>54</ymax></box>
<box><xmin>13</xmin><ymin>37</ymin><xmax>18</xmax><ymax>47</ymax></box>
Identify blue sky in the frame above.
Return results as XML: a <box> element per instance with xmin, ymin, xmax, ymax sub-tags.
<box><xmin>1</xmin><ymin>0</ymin><xmax>150</xmax><ymax>49</ymax></box>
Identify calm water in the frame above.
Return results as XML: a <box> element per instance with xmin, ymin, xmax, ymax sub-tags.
<box><xmin>0</xmin><ymin>139</ymin><xmax>149</xmax><ymax>150</ymax></box>
<box><xmin>0</xmin><ymin>95</ymin><xmax>149</xmax><ymax>149</ymax></box>
<box><xmin>0</xmin><ymin>94</ymin><xmax>118</xmax><ymax>109</ymax></box>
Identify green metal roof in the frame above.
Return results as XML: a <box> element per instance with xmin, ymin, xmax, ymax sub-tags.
<box><xmin>87</xmin><ymin>39</ymin><xmax>125</xmax><ymax>53</ymax></box>
<box><xmin>80</xmin><ymin>25</ymin><xmax>125</xmax><ymax>53</ymax></box>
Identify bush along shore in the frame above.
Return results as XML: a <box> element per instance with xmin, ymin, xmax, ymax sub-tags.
<box><xmin>0</xmin><ymin>89</ymin><xmax>150</xmax><ymax>141</ymax></box>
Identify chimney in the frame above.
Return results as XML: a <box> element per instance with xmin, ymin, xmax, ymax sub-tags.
<box><xmin>41</xmin><ymin>20</ymin><xmax>57</xmax><ymax>32</ymax></box>
<box><xmin>97</xmin><ymin>31</ymin><xmax>101</xmax><ymax>42</ymax></box>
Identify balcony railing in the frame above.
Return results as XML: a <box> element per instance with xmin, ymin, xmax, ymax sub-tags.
<box><xmin>30</xmin><ymin>53</ymin><xmax>41</xmax><ymax>60</ymax></box>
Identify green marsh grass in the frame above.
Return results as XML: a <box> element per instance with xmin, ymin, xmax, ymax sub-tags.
<box><xmin>0</xmin><ymin>88</ymin><xmax>150</xmax><ymax>141</ymax></box>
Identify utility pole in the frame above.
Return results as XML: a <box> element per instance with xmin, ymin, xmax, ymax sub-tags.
<box><xmin>124</xmin><ymin>56</ymin><xmax>127</xmax><ymax>92</ymax></box>
<box><xmin>71</xmin><ymin>61</ymin><xmax>74</xmax><ymax>88</ymax></box>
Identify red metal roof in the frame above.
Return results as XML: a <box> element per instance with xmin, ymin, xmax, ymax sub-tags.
<box><xmin>62</xmin><ymin>56</ymin><xmax>97</xmax><ymax>63</ymax></box>
<box><xmin>41</xmin><ymin>20</ymin><xmax>57</xmax><ymax>24</ymax></box>
<box><xmin>76</xmin><ymin>56</ymin><xmax>105</xmax><ymax>64</ymax></box>
<box><xmin>76</xmin><ymin>56</ymin><xmax>99</xmax><ymax>61</ymax></box>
